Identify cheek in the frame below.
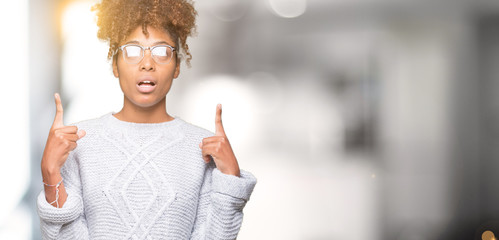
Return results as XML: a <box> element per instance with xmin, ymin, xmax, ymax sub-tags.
<box><xmin>117</xmin><ymin>70</ymin><xmax>135</xmax><ymax>92</ymax></box>
<box><xmin>117</xmin><ymin>64</ymin><xmax>134</xmax><ymax>82</ymax></box>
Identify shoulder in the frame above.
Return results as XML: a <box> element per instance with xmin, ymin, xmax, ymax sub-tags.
<box><xmin>66</xmin><ymin>113</ymin><xmax>111</xmax><ymax>144</ymax></box>
<box><xmin>67</xmin><ymin>113</ymin><xmax>108</xmax><ymax>131</ymax></box>
<box><xmin>176</xmin><ymin>118</ymin><xmax>214</xmax><ymax>140</ymax></box>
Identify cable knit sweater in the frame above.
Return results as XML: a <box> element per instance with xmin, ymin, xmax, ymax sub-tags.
<box><xmin>36</xmin><ymin>112</ymin><xmax>257</xmax><ymax>240</ymax></box>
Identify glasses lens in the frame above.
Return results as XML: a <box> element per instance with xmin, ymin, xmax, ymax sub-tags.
<box><xmin>152</xmin><ymin>46</ymin><xmax>172</xmax><ymax>64</ymax></box>
<box><xmin>124</xmin><ymin>45</ymin><xmax>142</xmax><ymax>63</ymax></box>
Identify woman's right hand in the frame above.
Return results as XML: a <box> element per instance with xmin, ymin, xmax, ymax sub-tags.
<box><xmin>41</xmin><ymin>93</ymin><xmax>86</xmax><ymax>176</ymax></box>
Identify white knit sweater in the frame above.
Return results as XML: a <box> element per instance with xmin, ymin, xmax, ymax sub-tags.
<box><xmin>37</xmin><ymin>112</ymin><xmax>257</xmax><ymax>240</ymax></box>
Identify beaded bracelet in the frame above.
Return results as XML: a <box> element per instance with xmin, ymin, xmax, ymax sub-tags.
<box><xmin>43</xmin><ymin>178</ymin><xmax>63</xmax><ymax>208</ymax></box>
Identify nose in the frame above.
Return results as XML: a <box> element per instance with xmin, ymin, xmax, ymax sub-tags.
<box><xmin>140</xmin><ymin>49</ymin><xmax>155</xmax><ymax>71</ymax></box>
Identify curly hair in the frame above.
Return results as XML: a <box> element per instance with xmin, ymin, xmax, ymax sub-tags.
<box><xmin>92</xmin><ymin>0</ymin><xmax>197</xmax><ymax>66</ymax></box>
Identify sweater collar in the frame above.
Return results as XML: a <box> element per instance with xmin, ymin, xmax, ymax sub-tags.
<box><xmin>104</xmin><ymin>112</ymin><xmax>183</xmax><ymax>133</ymax></box>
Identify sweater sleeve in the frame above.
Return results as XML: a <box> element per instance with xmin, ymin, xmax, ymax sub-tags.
<box><xmin>190</xmin><ymin>165</ymin><xmax>257</xmax><ymax>240</ymax></box>
<box><xmin>36</xmin><ymin>150</ymin><xmax>89</xmax><ymax>240</ymax></box>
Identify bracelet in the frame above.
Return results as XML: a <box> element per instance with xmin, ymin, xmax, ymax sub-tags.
<box><xmin>43</xmin><ymin>178</ymin><xmax>63</xmax><ymax>187</ymax></box>
<box><xmin>43</xmin><ymin>178</ymin><xmax>63</xmax><ymax>208</ymax></box>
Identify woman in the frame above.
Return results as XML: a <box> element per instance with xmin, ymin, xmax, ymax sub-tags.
<box><xmin>36</xmin><ymin>0</ymin><xmax>257</xmax><ymax>239</ymax></box>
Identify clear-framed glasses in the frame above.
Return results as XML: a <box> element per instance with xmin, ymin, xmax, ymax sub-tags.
<box><xmin>117</xmin><ymin>44</ymin><xmax>176</xmax><ymax>64</ymax></box>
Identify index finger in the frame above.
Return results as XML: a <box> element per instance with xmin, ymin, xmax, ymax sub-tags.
<box><xmin>53</xmin><ymin>93</ymin><xmax>64</xmax><ymax>128</ymax></box>
<box><xmin>215</xmin><ymin>103</ymin><xmax>225</xmax><ymax>136</ymax></box>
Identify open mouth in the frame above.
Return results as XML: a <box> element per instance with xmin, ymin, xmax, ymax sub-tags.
<box><xmin>136</xmin><ymin>80</ymin><xmax>157</xmax><ymax>93</ymax></box>
<box><xmin>138</xmin><ymin>81</ymin><xmax>156</xmax><ymax>86</ymax></box>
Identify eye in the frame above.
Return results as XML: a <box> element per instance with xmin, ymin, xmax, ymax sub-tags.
<box><xmin>124</xmin><ymin>45</ymin><xmax>142</xmax><ymax>57</ymax></box>
<box><xmin>152</xmin><ymin>46</ymin><xmax>168</xmax><ymax>57</ymax></box>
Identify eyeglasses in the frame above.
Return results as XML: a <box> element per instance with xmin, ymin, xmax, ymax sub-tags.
<box><xmin>116</xmin><ymin>44</ymin><xmax>176</xmax><ymax>64</ymax></box>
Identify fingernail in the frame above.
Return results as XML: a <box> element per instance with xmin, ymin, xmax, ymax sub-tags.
<box><xmin>54</xmin><ymin>93</ymin><xmax>58</xmax><ymax>99</ymax></box>
<box><xmin>217</xmin><ymin>103</ymin><xmax>221</xmax><ymax>109</ymax></box>
<box><xmin>78</xmin><ymin>130</ymin><xmax>86</xmax><ymax>138</ymax></box>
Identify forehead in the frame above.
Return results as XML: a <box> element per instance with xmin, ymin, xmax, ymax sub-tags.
<box><xmin>124</xmin><ymin>26</ymin><xmax>175</xmax><ymax>46</ymax></box>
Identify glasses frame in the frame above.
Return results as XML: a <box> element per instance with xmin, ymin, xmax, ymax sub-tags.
<box><xmin>116</xmin><ymin>44</ymin><xmax>176</xmax><ymax>65</ymax></box>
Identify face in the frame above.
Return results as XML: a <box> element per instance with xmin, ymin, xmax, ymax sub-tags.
<box><xmin>112</xmin><ymin>26</ymin><xmax>180</xmax><ymax>109</ymax></box>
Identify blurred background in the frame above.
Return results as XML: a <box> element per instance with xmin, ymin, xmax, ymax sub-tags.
<box><xmin>1</xmin><ymin>0</ymin><xmax>499</xmax><ymax>239</ymax></box>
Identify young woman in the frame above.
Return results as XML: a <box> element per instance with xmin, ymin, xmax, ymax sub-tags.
<box><xmin>36</xmin><ymin>0</ymin><xmax>256</xmax><ymax>239</ymax></box>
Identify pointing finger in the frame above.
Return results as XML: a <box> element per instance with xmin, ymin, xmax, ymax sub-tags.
<box><xmin>53</xmin><ymin>93</ymin><xmax>64</xmax><ymax>128</ymax></box>
<box><xmin>215</xmin><ymin>104</ymin><xmax>225</xmax><ymax>136</ymax></box>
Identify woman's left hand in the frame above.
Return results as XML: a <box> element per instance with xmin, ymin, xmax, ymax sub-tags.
<box><xmin>199</xmin><ymin>104</ymin><xmax>241</xmax><ymax>177</ymax></box>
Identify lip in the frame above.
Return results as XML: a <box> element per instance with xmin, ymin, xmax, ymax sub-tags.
<box><xmin>136</xmin><ymin>77</ymin><xmax>157</xmax><ymax>93</ymax></box>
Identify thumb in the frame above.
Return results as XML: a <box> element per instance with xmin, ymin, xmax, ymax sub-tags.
<box><xmin>52</xmin><ymin>93</ymin><xmax>64</xmax><ymax>128</ymax></box>
<box><xmin>215</xmin><ymin>104</ymin><xmax>225</xmax><ymax>136</ymax></box>
<box><xmin>77</xmin><ymin>129</ymin><xmax>86</xmax><ymax>139</ymax></box>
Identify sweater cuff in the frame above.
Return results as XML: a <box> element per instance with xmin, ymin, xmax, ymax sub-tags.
<box><xmin>37</xmin><ymin>188</ymin><xmax>83</xmax><ymax>224</ymax></box>
<box><xmin>211</xmin><ymin>168</ymin><xmax>257</xmax><ymax>201</ymax></box>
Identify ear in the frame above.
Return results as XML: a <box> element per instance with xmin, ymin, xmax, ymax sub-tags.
<box><xmin>173</xmin><ymin>60</ymin><xmax>180</xmax><ymax>79</ymax></box>
<box><xmin>112</xmin><ymin>56</ymin><xmax>119</xmax><ymax>78</ymax></box>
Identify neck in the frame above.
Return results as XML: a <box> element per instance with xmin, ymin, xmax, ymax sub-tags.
<box><xmin>113</xmin><ymin>96</ymin><xmax>174</xmax><ymax>123</ymax></box>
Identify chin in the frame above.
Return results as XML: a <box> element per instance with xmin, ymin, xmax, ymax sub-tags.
<box><xmin>130</xmin><ymin>94</ymin><xmax>165</xmax><ymax>108</ymax></box>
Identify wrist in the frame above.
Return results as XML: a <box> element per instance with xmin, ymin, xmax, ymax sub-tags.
<box><xmin>220</xmin><ymin>167</ymin><xmax>240</xmax><ymax>177</ymax></box>
<box><xmin>41</xmin><ymin>165</ymin><xmax>61</xmax><ymax>183</ymax></box>
<box><xmin>42</xmin><ymin>173</ymin><xmax>63</xmax><ymax>186</ymax></box>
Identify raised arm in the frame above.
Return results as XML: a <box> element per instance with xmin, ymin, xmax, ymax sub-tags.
<box><xmin>37</xmin><ymin>93</ymin><xmax>88</xmax><ymax>240</ymax></box>
<box><xmin>192</xmin><ymin>104</ymin><xmax>257</xmax><ymax>239</ymax></box>
<box><xmin>41</xmin><ymin>93</ymin><xmax>85</xmax><ymax>207</ymax></box>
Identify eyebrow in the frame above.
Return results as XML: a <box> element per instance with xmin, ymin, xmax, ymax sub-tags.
<box><xmin>124</xmin><ymin>40</ymin><xmax>174</xmax><ymax>46</ymax></box>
